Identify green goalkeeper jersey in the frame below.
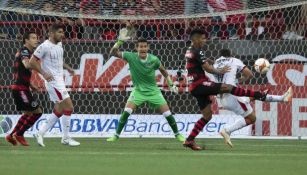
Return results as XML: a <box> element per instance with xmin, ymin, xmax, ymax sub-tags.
<box><xmin>122</xmin><ymin>51</ymin><xmax>161</xmax><ymax>95</ymax></box>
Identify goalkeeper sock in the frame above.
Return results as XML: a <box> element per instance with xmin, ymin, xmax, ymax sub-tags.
<box><xmin>115</xmin><ymin>108</ymin><xmax>132</xmax><ymax>136</ymax></box>
<box><xmin>230</xmin><ymin>86</ymin><xmax>266</xmax><ymax>100</ymax></box>
<box><xmin>163</xmin><ymin>111</ymin><xmax>179</xmax><ymax>135</ymax></box>
<box><xmin>187</xmin><ymin>117</ymin><xmax>209</xmax><ymax>141</ymax></box>
<box><xmin>265</xmin><ymin>94</ymin><xmax>284</xmax><ymax>102</ymax></box>
<box><xmin>225</xmin><ymin>118</ymin><xmax>247</xmax><ymax>134</ymax></box>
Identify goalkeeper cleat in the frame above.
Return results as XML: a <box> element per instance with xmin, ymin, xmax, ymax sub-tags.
<box><xmin>183</xmin><ymin>140</ymin><xmax>202</xmax><ymax>151</ymax></box>
<box><xmin>220</xmin><ymin>129</ymin><xmax>233</xmax><ymax>148</ymax></box>
<box><xmin>283</xmin><ymin>87</ymin><xmax>293</xmax><ymax>102</ymax></box>
<box><xmin>13</xmin><ymin>133</ymin><xmax>29</xmax><ymax>146</ymax></box>
<box><xmin>106</xmin><ymin>135</ymin><xmax>119</xmax><ymax>142</ymax></box>
<box><xmin>175</xmin><ymin>134</ymin><xmax>185</xmax><ymax>142</ymax></box>
<box><xmin>5</xmin><ymin>134</ymin><xmax>17</xmax><ymax>146</ymax></box>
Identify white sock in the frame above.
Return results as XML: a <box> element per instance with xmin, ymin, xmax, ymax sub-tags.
<box><xmin>225</xmin><ymin>118</ymin><xmax>247</xmax><ymax>134</ymax></box>
<box><xmin>61</xmin><ymin>115</ymin><xmax>71</xmax><ymax>139</ymax></box>
<box><xmin>39</xmin><ymin>113</ymin><xmax>59</xmax><ymax>136</ymax></box>
<box><xmin>265</xmin><ymin>94</ymin><xmax>284</xmax><ymax>102</ymax></box>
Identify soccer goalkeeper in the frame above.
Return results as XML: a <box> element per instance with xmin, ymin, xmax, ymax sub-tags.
<box><xmin>107</xmin><ymin>27</ymin><xmax>185</xmax><ymax>142</ymax></box>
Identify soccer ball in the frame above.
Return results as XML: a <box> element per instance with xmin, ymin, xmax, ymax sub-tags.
<box><xmin>254</xmin><ymin>58</ymin><xmax>270</xmax><ymax>74</ymax></box>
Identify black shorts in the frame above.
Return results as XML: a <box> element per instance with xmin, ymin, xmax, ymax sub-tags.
<box><xmin>12</xmin><ymin>90</ymin><xmax>39</xmax><ymax>111</ymax></box>
<box><xmin>191</xmin><ymin>82</ymin><xmax>222</xmax><ymax>110</ymax></box>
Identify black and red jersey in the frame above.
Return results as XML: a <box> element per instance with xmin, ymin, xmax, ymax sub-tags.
<box><xmin>11</xmin><ymin>47</ymin><xmax>32</xmax><ymax>91</ymax></box>
<box><xmin>185</xmin><ymin>46</ymin><xmax>210</xmax><ymax>91</ymax></box>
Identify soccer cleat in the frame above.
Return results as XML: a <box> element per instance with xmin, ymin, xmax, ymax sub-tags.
<box><xmin>61</xmin><ymin>137</ymin><xmax>80</xmax><ymax>146</ymax></box>
<box><xmin>175</xmin><ymin>134</ymin><xmax>185</xmax><ymax>142</ymax></box>
<box><xmin>183</xmin><ymin>140</ymin><xmax>202</xmax><ymax>151</ymax></box>
<box><xmin>106</xmin><ymin>135</ymin><xmax>119</xmax><ymax>142</ymax></box>
<box><xmin>283</xmin><ymin>87</ymin><xmax>293</xmax><ymax>102</ymax></box>
<box><xmin>33</xmin><ymin>133</ymin><xmax>45</xmax><ymax>147</ymax></box>
<box><xmin>220</xmin><ymin>129</ymin><xmax>233</xmax><ymax>148</ymax></box>
<box><xmin>5</xmin><ymin>134</ymin><xmax>17</xmax><ymax>146</ymax></box>
<box><xmin>13</xmin><ymin>133</ymin><xmax>29</xmax><ymax>146</ymax></box>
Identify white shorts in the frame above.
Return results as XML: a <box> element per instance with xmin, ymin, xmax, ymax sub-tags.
<box><xmin>220</xmin><ymin>94</ymin><xmax>253</xmax><ymax>117</ymax></box>
<box><xmin>45</xmin><ymin>81</ymin><xmax>70</xmax><ymax>103</ymax></box>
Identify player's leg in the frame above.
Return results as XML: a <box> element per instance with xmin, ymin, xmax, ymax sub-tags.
<box><xmin>34</xmin><ymin>103</ymin><xmax>61</xmax><ymax>147</ymax></box>
<box><xmin>265</xmin><ymin>87</ymin><xmax>293</xmax><ymax>102</ymax></box>
<box><xmin>156</xmin><ymin>103</ymin><xmax>185</xmax><ymax>142</ymax></box>
<box><xmin>219</xmin><ymin>84</ymin><xmax>267</xmax><ymax>100</ymax></box>
<box><xmin>107</xmin><ymin>90</ymin><xmax>140</xmax><ymax>142</ymax></box>
<box><xmin>219</xmin><ymin>95</ymin><xmax>254</xmax><ymax>147</ymax></box>
<box><xmin>7</xmin><ymin>90</ymin><xmax>41</xmax><ymax>146</ymax></box>
<box><xmin>184</xmin><ymin>103</ymin><xmax>212</xmax><ymax>151</ymax></box>
<box><xmin>58</xmin><ymin>97</ymin><xmax>80</xmax><ymax>146</ymax></box>
<box><xmin>183</xmin><ymin>83</ymin><xmax>220</xmax><ymax>150</ymax></box>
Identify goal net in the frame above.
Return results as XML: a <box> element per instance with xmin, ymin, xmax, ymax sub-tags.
<box><xmin>0</xmin><ymin>0</ymin><xmax>306</xmax><ymax>138</ymax></box>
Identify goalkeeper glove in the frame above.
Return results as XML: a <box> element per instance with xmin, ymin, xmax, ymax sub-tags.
<box><xmin>166</xmin><ymin>76</ymin><xmax>178</xmax><ymax>94</ymax></box>
<box><xmin>114</xmin><ymin>27</ymin><xmax>131</xmax><ymax>48</ymax></box>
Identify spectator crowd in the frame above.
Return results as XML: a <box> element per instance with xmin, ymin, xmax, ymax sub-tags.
<box><xmin>0</xmin><ymin>0</ymin><xmax>306</xmax><ymax>41</ymax></box>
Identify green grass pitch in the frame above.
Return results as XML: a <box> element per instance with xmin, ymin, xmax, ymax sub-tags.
<box><xmin>1</xmin><ymin>138</ymin><xmax>307</xmax><ymax>175</ymax></box>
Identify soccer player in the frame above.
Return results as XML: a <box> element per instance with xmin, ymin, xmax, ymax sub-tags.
<box><xmin>183</xmin><ymin>28</ymin><xmax>285</xmax><ymax>150</ymax></box>
<box><xmin>29</xmin><ymin>24</ymin><xmax>79</xmax><ymax>147</ymax></box>
<box><xmin>5</xmin><ymin>32</ymin><xmax>43</xmax><ymax>146</ymax></box>
<box><xmin>213</xmin><ymin>49</ymin><xmax>293</xmax><ymax>147</ymax></box>
<box><xmin>107</xmin><ymin>30</ymin><xmax>185</xmax><ymax>142</ymax></box>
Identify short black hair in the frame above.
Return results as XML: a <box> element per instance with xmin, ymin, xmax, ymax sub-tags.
<box><xmin>190</xmin><ymin>28</ymin><xmax>205</xmax><ymax>38</ymax></box>
<box><xmin>48</xmin><ymin>23</ymin><xmax>64</xmax><ymax>33</ymax></box>
<box><xmin>136</xmin><ymin>37</ymin><xmax>148</xmax><ymax>46</ymax></box>
<box><xmin>137</xmin><ymin>37</ymin><xmax>147</xmax><ymax>44</ymax></box>
<box><xmin>220</xmin><ymin>49</ymin><xmax>231</xmax><ymax>57</ymax></box>
<box><xmin>23</xmin><ymin>31</ymin><xmax>36</xmax><ymax>44</ymax></box>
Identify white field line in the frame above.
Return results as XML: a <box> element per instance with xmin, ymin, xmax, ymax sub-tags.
<box><xmin>3</xmin><ymin>150</ymin><xmax>307</xmax><ymax>157</ymax></box>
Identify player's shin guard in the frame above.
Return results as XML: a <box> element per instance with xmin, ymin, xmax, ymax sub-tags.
<box><xmin>230</xmin><ymin>87</ymin><xmax>266</xmax><ymax>100</ymax></box>
<box><xmin>62</xmin><ymin>110</ymin><xmax>72</xmax><ymax>139</ymax></box>
<box><xmin>16</xmin><ymin>113</ymin><xmax>42</xmax><ymax>136</ymax></box>
<box><xmin>11</xmin><ymin>114</ymin><xmax>30</xmax><ymax>136</ymax></box>
<box><xmin>163</xmin><ymin>111</ymin><xmax>179</xmax><ymax>135</ymax></box>
<box><xmin>187</xmin><ymin>117</ymin><xmax>209</xmax><ymax>141</ymax></box>
<box><xmin>39</xmin><ymin>109</ymin><xmax>62</xmax><ymax>136</ymax></box>
<box><xmin>115</xmin><ymin>108</ymin><xmax>132</xmax><ymax>136</ymax></box>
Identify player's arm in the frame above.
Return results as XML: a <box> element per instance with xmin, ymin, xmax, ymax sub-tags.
<box><xmin>63</xmin><ymin>63</ymin><xmax>75</xmax><ymax>76</ymax></box>
<box><xmin>238</xmin><ymin>67</ymin><xmax>253</xmax><ymax>83</ymax></box>
<box><xmin>28</xmin><ymin>55</ymin><xmax>54</xmax><ymax>82</ymax></box>
<box><xmin>21</xmin><ymin>58</ymin><xmax>31</xmax><ymax>69</ymax></box>
<box><xmin>159</xmin><ymin>64</ymin><xmax>178</xmax><ymax>93</ymax></box>
<box><xmin>202</xmin><ymin>61</ymin><xmax>230</xmax><ymax>74</ymax></box>
<box><xmin>109</xmin><ymin>43</ymin><xmax>123</xmax><ymax>58</ymax></box>
<box><xmin>110</xmin><ymin>27</ymin><xmax>131</xmax><ymax>58</ymax></box>
<box><xmin>29</xmin><ymin>82</ymin><xmax>40</xmax><ymax>92</ymax></box>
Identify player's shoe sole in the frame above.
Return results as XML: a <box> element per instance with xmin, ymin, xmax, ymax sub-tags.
<box><xmin>220</xmin><ymin>129</ymin><xmax>233</xmax><ymax>148</ymax></box>
<box><xmin>5</xmin><ymin>134</ymin><xmax>17</xmax><ymax>146</ymax></box>
<box><xmin>33</xmin><ymin>133</ymin><xmax>45</xmax><ymax>147</ymax></box>
<box><xmin>283</xmin><ymin>87</ymin><xmax>293</xmax><ymax>102</ymax></box>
